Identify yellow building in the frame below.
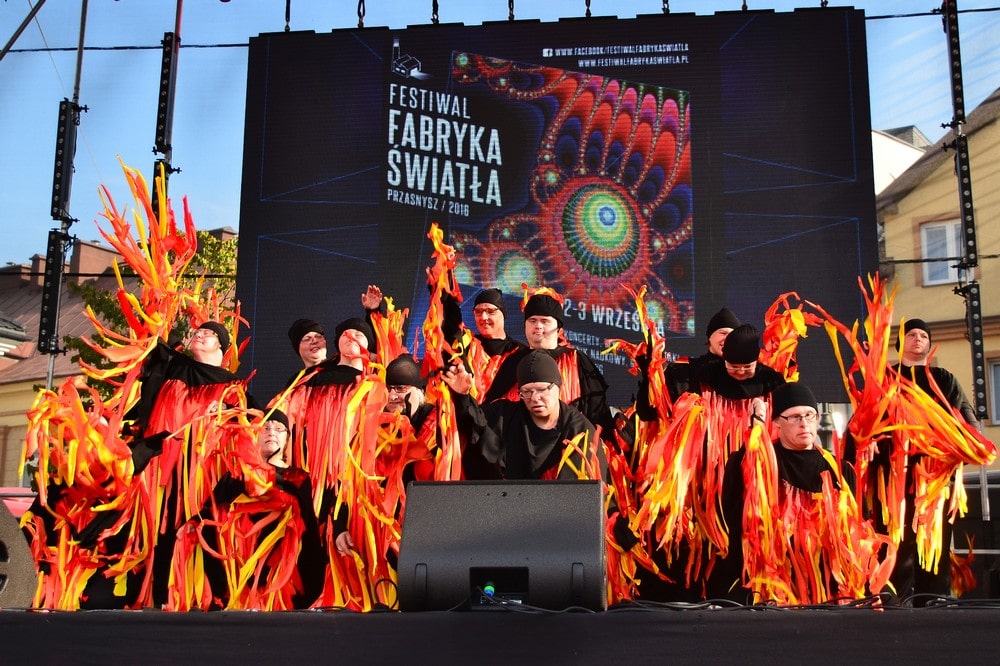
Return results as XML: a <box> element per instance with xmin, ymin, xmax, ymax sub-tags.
<box><xmin>0</xmin><ymin>240</ymin><xmax>119</xmax><ymax>487</ymax></box>
<box><xmin>0</xmin><ymin>228</ymin><xmax>237</xmax><ymax>488</ymax></box>
<box><xmin>878</xmin><ymin>85</ymin><xmax>1000</xmax><ymax>457</ymax></box>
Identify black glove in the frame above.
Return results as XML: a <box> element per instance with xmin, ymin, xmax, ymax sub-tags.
<box><xmin>129</xmin><ymin>431</ymin><xmax>168</xmax><ymax>474</ymax></box>
<box><xmin>440</xmin><ymin>291</ymin><xmax>463</xmax><ymax>343</ymax></box>
<box><xmin>612</xmin><ymin>512</ymin><xmax>640</xmax><ymax>552</ymax></box>
<box><xmin>211</xmin><ymin>474</ymin><xmax>246</xmax><ymax>507</ymax></box>
<box><xmin>75</xmin><ymin>509</ymin><xmax>123</xmax><ymax>549</ymax></box>
<box><xmin>166</xmin><ymin>329</ymin><xmax>185</xmax><ymax>349</ymax></box>
<box><xmin>635</xmin><ymin>348</ymin><xmax>651</xmax><ymax>376</ymax></box>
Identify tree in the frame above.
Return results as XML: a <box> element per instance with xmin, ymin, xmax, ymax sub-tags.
<box><xmin>64</xmin><ymin>230</ymin><xmax>239</xmax><ymax>400</ymax></box>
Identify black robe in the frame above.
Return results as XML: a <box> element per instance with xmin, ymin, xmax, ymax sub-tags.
<box><xmin>482</xmin><ymin>345</ymin><xmax>615</xmax><ymax>441</ymax></box>
<box><xmin>716</xmin><ymin>442</ymin><xmax>845</xmax><ymax>602</ymax></box>
<box><xmin>453</xmin><ymin>393</ymin><xmax>604</xmax><ymax>481</ymax></box>
<box><xmin>872</xmin><ymin>362</ymin><xmax>977</xmax><ymax>602</ymax></box>
<box><xmin>476</xmin><ymin>335</ymin><xmax>524</xmax><ymax>358</ymax></box>
<box><xmin>696</xmin><ymin>361</ymin><xmax>786</xmax><ymax>400</ymax></box>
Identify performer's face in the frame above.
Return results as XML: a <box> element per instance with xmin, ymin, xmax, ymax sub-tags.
<box><xmin>188</xmin><ymin>328</ymin><xmax>222</xmax><ymax>364</ymax></box>
<box><xmin>775</xmin><ymin>408</ymin><xmax>819</xmax><ymax>450</ymax></box>
<box><xmin>707</xmin><ymin>327</ymin><xmax>733</xmax><ymax>356</ymax></box>
<box><xmin>260</xmin><ymin>420</ymin><xmax>289</xmax><ymax>465</ymax></box>
<box><xmin>902</xmin><ymin>328</ymin><xmax>930</xmax><ymax>361</ymax></box>
<box><xmin>473</xmin><ymin>304</ymin><xmax>505</xmax><ymax>340</ymax></box>
<box><xmin>525</xmin><ymin>316</ymin><xmax>559</xmax><ymax>350</ymax></box>
<box><xmin>519</xmin><ymin>381</ymin><xmax>558</xmax><ymax>421</ymax></box>
<box><xmin>298</xmin><ymin>331</ymin><xmax>327</xmax><ymax>368</ymax></box>
<box><xmin>724</xmin><ymin>360</ymin><xmax>756</xmax><ymax>381</ymax></box>
<box><xmin>386</xmin><ymin>384</ymin><xmax>413</xmax><ymax>413</ymax></box>
<box><xmin>338</xmin><ymin>329</ymin><xmax>369</xmax><ymax>359</ymax></box>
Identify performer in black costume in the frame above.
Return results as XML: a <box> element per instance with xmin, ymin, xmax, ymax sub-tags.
<box><xmin>445</xmin><ymin>350</ymin><xmax>602</xmax><ymax>481</ymax></box>
<box><xmin>717</xmin><ymin>381</ymin><xmax>848</xmax><ymax>603</ymax></box>
<box><xmin>874</xmin><ymin>318</ymin><xmax>978</xmax><ymax>603</ymax></box>
<box><xmin>482</xmin><ymin>291</ymin><xmax>615</xmax><ymax>441</ymax></box>
<box><xmin>634</xmin><ymin>306</ymin><xmax>740</xmax><ymax>421</ymax></box>
<box><xmin>187</xmin><ymin>409</ymin><xmax>324</xmax><ymax>610</ymax></box>
<box><xmin>696</xmin><ymin>323</ymin><xmax>786</xmax><ymax>400</ymax></box>
<box><xmin>130</xmin><ymin>321</ymin><xmax>255</xmax><ymax>607</ymax></box>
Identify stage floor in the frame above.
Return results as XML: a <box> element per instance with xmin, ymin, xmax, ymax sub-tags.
<box><xmin>2</xmin><ymin>602</ymin><xmax>998</xmax><ymax>664</ymax></box>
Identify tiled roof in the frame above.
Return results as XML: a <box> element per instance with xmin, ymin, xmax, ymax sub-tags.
<box><xmin>0</xmin><ymin>271</ymin><xmax>120</xmax><ymax>385</ymax></box>
<box><xmin>877</xmin><ymin>86</ymin><xmax>1000</xmax><ymax>209</ymax></box>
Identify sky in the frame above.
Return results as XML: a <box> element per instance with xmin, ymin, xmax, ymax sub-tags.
<box><xmin>1</xmin><ymin>0</ymin><xmax>998</xmax><ymax>268</ymax></box>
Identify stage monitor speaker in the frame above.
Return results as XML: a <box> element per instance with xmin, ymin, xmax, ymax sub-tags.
<box><xmin>953</xmin><ymin>472</ymin><xmax>1000</xmax><ymax>599</ymax></box>
<box><xmin>0</xmin><ymin>501</ymin><xmax>36</xmax><ymax>608</ymax></box>
<box><xmin>397</xmin><ymin>480</ymin><xmax>607</xmax><ymax>612</ymax></box>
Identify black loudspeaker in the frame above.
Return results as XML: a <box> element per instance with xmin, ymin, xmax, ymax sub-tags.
<box><xmin>0</xmin><ymin>501</ymin><xmax>36</xmax><ymax>608</ymax></box>
<box><xmin>50</xmin><ymin>98</ymin><xmax>78</xmax><ymax>221</ymax></box>
<box><xmin>37</xmin><ymin>229</ymin><xmax>67</xmax><ymax>355</ymax></box>
<box><xmin>953</xmin><ymin>472</ymin><xmax>1000</xmax><ymax>599</ymax></box>
<box><xmin>397</xmin><ymin>480</ymin><xmax>607</xmax><ymax>612</ymax></box>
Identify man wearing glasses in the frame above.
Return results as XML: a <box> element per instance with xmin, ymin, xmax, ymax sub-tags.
<box><xmin>176</xmin><ymin>408</ymin><xmax>325</xmax><ymax>610</ymax></box>
<box><xmin>287</xmin><ymin>318</ymin><xmax>328</xmax><ymax>371</ymax></box>
<box><xmin>332</xmin><ymin>353</ymin><xmax>436</xmax><ymax>557</ymax></box>
<box><xmin>443</xmin><ymin>350</ymin><xmax>640</xmax><ymax>552</ymax></box>
<box><xmin>464</xmin><ymin>288</ymin><xmax>525</xmax><ymax>397</ymax></box>
<box><xmin>125</xmin><ymin>320</ymin><xmax>253</xmax><ymax>606</ymax></box>
<box><xmin>717</xmin><ymin>381</ymin><xmax>851</xmax><ymax>604</ymax></box>
<box><xmin>443</xmin><ymin>350</ymin><xmax>602</xmax><ymax>481</ymax></box>
<box><xmin>482</xmin><ymin>290</ymin><xmax>615</xmax><ymax>443</ymax></box>
<box><xmin>698</xmin><ymin>323</ymin><xmax>785</xmax><ymax>400</ymax></box>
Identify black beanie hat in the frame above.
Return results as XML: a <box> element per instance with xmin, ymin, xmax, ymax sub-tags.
<box><xmin>523</xmin><ymin>294</ymin><xmax>565</xmax><ymax>328</ymax></box>
<box><xmin>197</xmin><ymin>321</ymin><xmax>231</xmax><ymax>353</ymax></box>
<box><xmin>386</xmin><ymin>353</ymin><xmax>424</xmax><ymax>388</ymax></box>
<box><xmin>516</xmin><ymin>350</ymin><xmax>563</xmax><ymax>387</ymax></box>
<box><xmin>722</xmin><ymin>323</ymin><xmax>760</xmax><ymax>364</ymax></box>
<box><xmin>897</xmin><ymin>318</ymin><xmax>931</xmax><ymax>351</ymax></box>
<box><xmin>264</xmin><ymin>409</ymin><xmax>289</xmax><ymax>430</ymax></box>
<box><xmin>706</xmin><ymin>307</ymin><xmax>740</xmax><ymax>337</ymax></box>
<box><xmin>474</xmin><ymin>288</ymin><xmax>507</xmax><ymax>317</ymax></box>
<box><xmin>335</xmin><ymin>317</ymin><xmax>377</xmax><ymax>353</ymax></box>
<box><xmin>288</xmin><ymin>318</ymin><xmax>324</xmax><ymax>352</ymax></box>
<box><xmin>771</xmin><ymin>382</ymin><xmax>818</xmax><ymax>418</ymax></box>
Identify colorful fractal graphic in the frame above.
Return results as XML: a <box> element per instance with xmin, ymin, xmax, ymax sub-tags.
<box><xmin>449</xmin><ymin>52</ymin><xmax>694</xmax><ymax>334</ymax></box>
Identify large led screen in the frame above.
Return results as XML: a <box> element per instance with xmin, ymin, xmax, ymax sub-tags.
<box><xmin>236</xmin><ymin>9</ymin><xmax>876</xmax><ymax>406</ymax></box>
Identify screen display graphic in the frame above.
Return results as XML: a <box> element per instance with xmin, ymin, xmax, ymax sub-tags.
<box><xmin>237</xmin><ymin>10</ymin><xmax>876</xmax><ymax>405</ymax></box>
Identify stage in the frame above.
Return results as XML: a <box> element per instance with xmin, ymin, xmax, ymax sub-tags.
<box><xmin>2</xmin><ymin>602</ymin><xmax>998</xmax><ymax>664</ymax></box>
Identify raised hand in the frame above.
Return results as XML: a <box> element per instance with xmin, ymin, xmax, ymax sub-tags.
<box><xmin>361</xmin><ymin>284</ymin><xmax>383</xmax><ymax>311</ymax></box>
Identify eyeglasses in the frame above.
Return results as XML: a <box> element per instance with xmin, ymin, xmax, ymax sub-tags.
<box><xmin>473</xmin><ymin>306</ymin><xmax>501</xmax><ymax>317</ymax></box>
<box><xmin>777</xmin><ymin>412</ymin><xmax>818</xmax><ymax>425</ymax></box>
<box><xmin>725</xmin><ymin>361</ymin><xmax>756</xmax><ymax>372</ymax></box>
<box><xmin>387</xmin><ymin>385</ymin><xmax>412</xmax><ymax>395</ymax></box>
<box><xmin>191</xmin><ymin>329</ymin><xmax>218</xmax><ymax>340</ymax></box>
<box><xmin>262</xmin><ymin>424</ymin><xmax>288</xmax><ymax>434</ymax></box>
<box><xmin>518</xmin><ymin>383</ymin><xmax>555</xmax><ymax>400</ymax></box>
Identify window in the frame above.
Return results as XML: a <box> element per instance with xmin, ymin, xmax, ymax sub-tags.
<box><xmin>991</xmin><ymin>360</ymin><xmax>1000</xmax><ymax>426</ymax></box>
<box><xmin>920</xmin><ymin>219</ymin><xmax>964</xmax><ymax>286</ymax></box>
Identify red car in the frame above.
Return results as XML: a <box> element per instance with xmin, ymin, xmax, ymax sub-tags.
<box><xmin>1</xmin><ymin>487</ymin><xmax>35</xmax><ymax>520</ymax></box>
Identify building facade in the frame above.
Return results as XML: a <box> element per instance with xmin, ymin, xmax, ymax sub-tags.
<box><xmin>0</xmin><ymin>228</ymin><xmax>237</xmax><ymax>487</ymax></box>
<box><xmin>877</xmin><ymin>86</ymin><xmax>1000</xmax><ymax>454</ymax></box>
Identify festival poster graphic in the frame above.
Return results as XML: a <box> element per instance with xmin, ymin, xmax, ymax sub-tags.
<box><xmin>384</xmin><ymin>49</ymin><xmax>693</xmax><ymax>372</ymax></box>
